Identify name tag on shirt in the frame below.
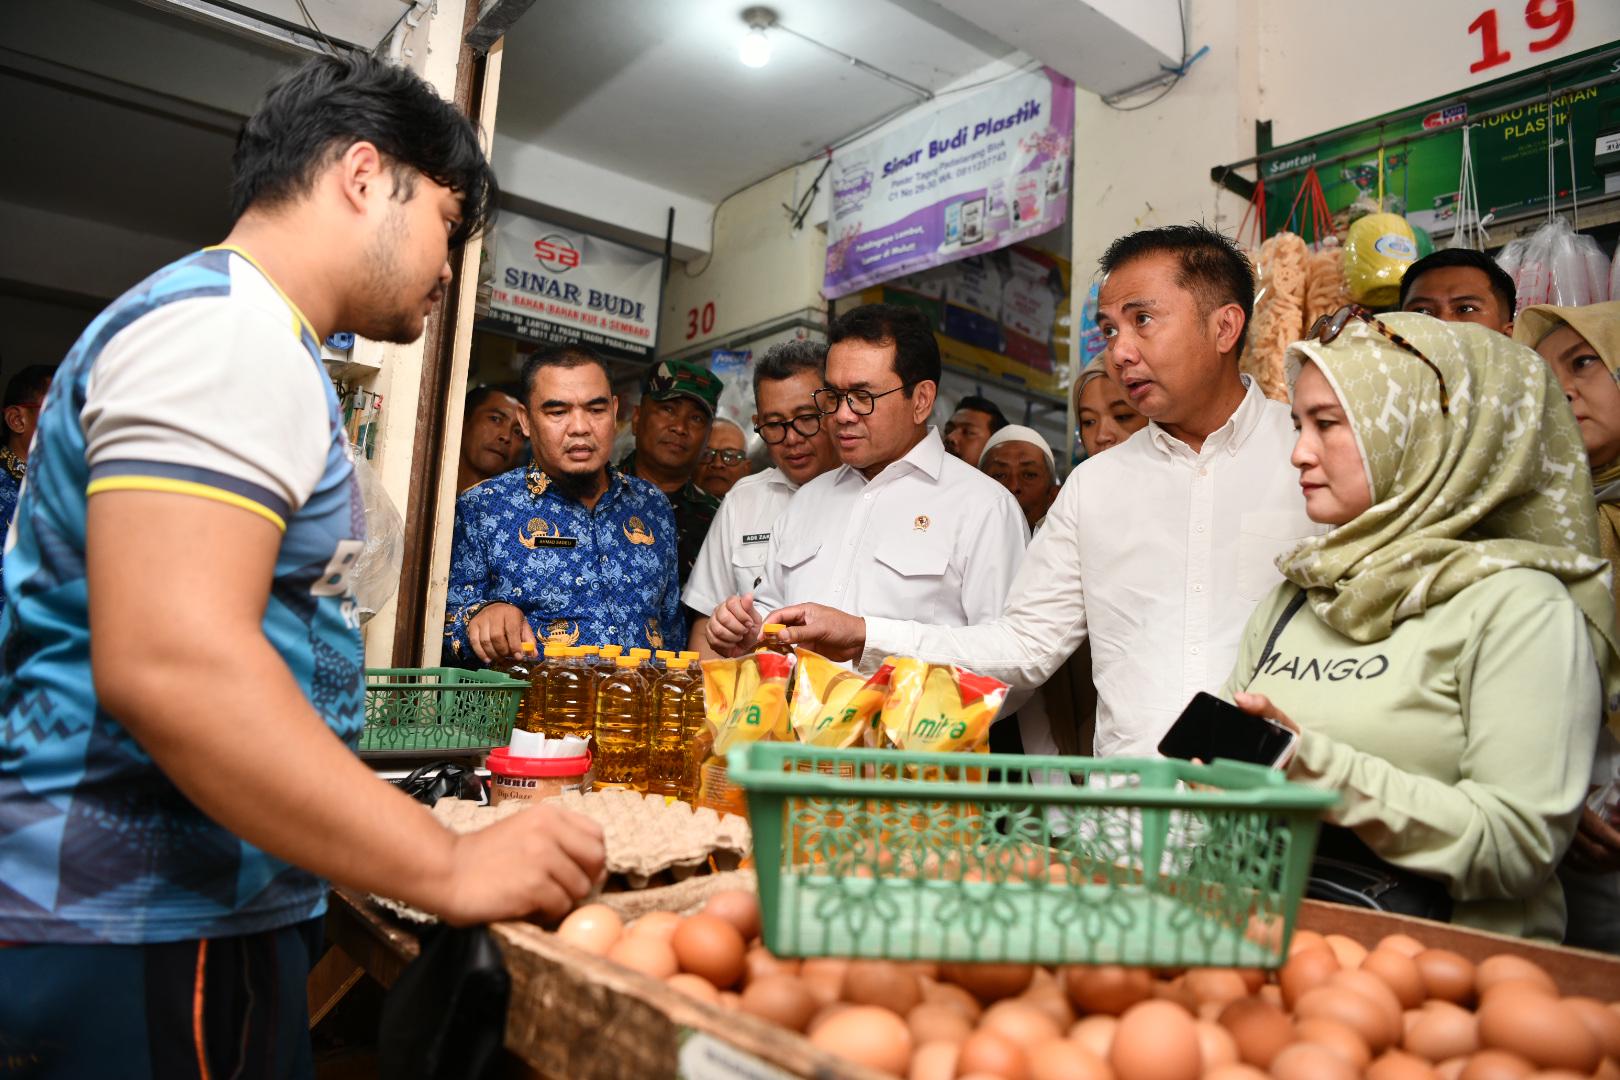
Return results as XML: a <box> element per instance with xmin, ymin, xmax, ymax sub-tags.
<box><xmin>742</xmin><ymin>532</ymin><xmax>770</xmax><ymax>544</ymax></box>
<box><xmin>529</xmin><ymin>535</ymin><xmax>578</xmax><ymax>548</ymax></box>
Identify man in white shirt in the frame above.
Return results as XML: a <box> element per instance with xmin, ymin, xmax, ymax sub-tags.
<box><xmin>685</xmin><ymin>340</ymin><xmax>840</xmax><ymax>653</ymax></box>
<box><xmin>706</xmin><ymin>304</ymin><xmax>1028</xmax><ymax>654</ymax></box>
<box><xmin>766</xmin><ymin>226</ymin><xmax>1320</xmax><ymax>757</ymax></box>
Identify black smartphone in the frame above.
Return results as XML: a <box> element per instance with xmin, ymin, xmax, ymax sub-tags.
<box><xmin>1157</xmin><ymin>692</ymin><xmax>1297</xmax><ymax>767</ymax></box>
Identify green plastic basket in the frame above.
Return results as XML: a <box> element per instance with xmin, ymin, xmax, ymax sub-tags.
<box><xmin>360</xmin><ymin>667</ymin><xmax>525</xmax><ymax>756</ymax></box>
<box><xmin>728</xmin><ymin>744</ymin><xmax>1337</xmax><ymax>969</ymax></box>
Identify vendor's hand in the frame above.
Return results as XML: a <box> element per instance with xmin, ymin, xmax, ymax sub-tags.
<box><xmin>1232</xmin><ymin>691</ymin><xmax>1301</xmax><ymax>770</ymax></box>
<box><xmin>706</xmin><ymin>593</ymin><xmax>762</xmax><ymax>657</ymax></box>
<box><xmin>1567</xmin><ymin>805</ymin><xmax>1620</xmax><ymax>874</ymax></box>
<box><xmin>437</xmin><ymin>803</ymin><xmax>607</xmax><ymax>925</ymax></box>
<box><xmin>467</xmin><ymin>603</ymin><xmax>535</xmax><ymax>664</ymax></box>
<box><xmin>769</xmin><ymin>603</ymin><xmax>867</xmax><ymax>664</ymax></box>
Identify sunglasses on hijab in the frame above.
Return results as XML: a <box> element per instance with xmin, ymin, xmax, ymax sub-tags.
<box><xmin>1307</xmin><ymin>305</ymin><xmax>1452</xmax><ymax>416</ymax></box>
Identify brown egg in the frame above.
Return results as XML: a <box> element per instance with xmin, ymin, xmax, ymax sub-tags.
<box><xmin>1457</xmin><ymin>1050</ymin><xmax>1535</xmax><ymax>1080</ymax></box>
<box><xmin>1270</xmin><ymin>1042</ymin><xmax>1360</xmax><ymax>1080</ymax></box>
<box><xmin>1594</xmin><ymin>1059</ymin><xmax>1620</xmax><ymax>1080</ymax></box>
<box><xmin>942</xmin><ymin>963</ymin><xmax>1037</xmax><ymax>1004</ymax></box>
<box><xmin>1151</xmin><ymin>976</ymin><xmax>1199</xmax><ymax>1013</ymax></box>
<box><xmin>1324</xmin><ymin>935</ymin><xmax>1369</xmax><ymax>970</ymax></box>
<box><xmin>1288</xmin><ymin>930</ymin><xmax>1330</xmax><ymax>957</ymax></box>
<box><xmin>607</xmin><ymin>934</ymin><xmax>678</xmax><ymax>979</ymax></box>
<box><xmin>670</xmin><ymin>914</ymin><xmax>747</xmax><ymax>989</ymax></box>
<box><xmin>1026</xmin><ymin>1038</ymin><xmax>1112</xmax><ymax>1080</ymax></box>
<box><xmin>1478</xmin><ymin>992</ymin><xmax>1601</xmax><ymax>1072</ymax></box>
<box><xmin>957</xmin><ymin>1027</ymin><xmax>1030</xmax><ymax>1080</ymax></box>
<box><xmin>667</xmin><ymin>972</ymin><xmax>722</xmax><ymax>1004</ymax></box>
<box><xmin>1364</xmin><ymin>948</ymin><xmax>1428</xmax><ymax>1009</ymax></box>
<box><xmin>555</xmin><ymin>903</ymin><xmax>623</xmax><ymax>955</ymax></box>
<box><xmin>1194</xmin><ymin>1019</ymin><xmax>1240</xmax><ymax>1069</ymax></box>
<box><xmin>739</xmin><ymin>973</ymin><xmax>818</xmax><ymax>1032</ymax></box>
<box><xmin>1218</xmin><ymin>998</ymin><xmax>1294</xmax><ymax>1069</ymax></box>
<box><xmin>809</xmin><ymin>1001</ymin><xmax>853</xmax><ymax>1034</ymax></box>
<box><xmin>1063</xmin><ymin>965</ymin><xmax>1154</xmax><ymax>1016</ymax></box>
<box><xmin>842</xmin><ymin>960</ymin><xmax>923</xmax><ymax>1014</ymax></box>
<box><xmin>1069</xmin><ymin>1015</ymin><xmax>1118</xmax><ymax>1059</ymax></box>
<box><xmin>1563</xmin><ymin>996</ymin><xmax>1620</xmax><ymax>1059</ymax></box>
<box><xmin>1295</xmin><ymin>1016</ymin><xmax>1373</xmax><ymax>1069</ymax></box>
<box><xmin>1378</xmin><ymin>934</ymin><xmax>1429</xmax><ymax>958</ymax></box>
<box><xmin>1202</xmin><ymin>1067</ymin><xmax>1269</xmax><ymax>1080</ymax></box>
<box><xmin>1477</xmin><ymin>981</ymin><xmax>1558</xmax><ymax>1012</ymax></box>
<box><xmin>1293</xmin><ymin>985</ymin><xmax>1396</xmax><ymax>1052</ymax></box>
<box><xmin>1415</xmin><ymin>950</ymin><xmax>1477</xmax><ymax>1006</ymax></box>
<box><xmin>629</xmin><ymin>910</ymin><xmax>682</xmax><ymax>942</ymax></box>
<box><xmin>1279</xmin><ymin>947</ymin><xmax>1340</xmax><ymax>1009</ymax></box>
<box><xmin>1474</xmin><ymin>956</ymin><xmax>1557</xmax><ymax>999</ymax></box>
<box><xmin>702</xmin><ymin>889</ymin><xmax>762</xmax><ymax>942</ymax></box>
<box><xmin>1329</xmin><ymin>969</ymin><xmax>1406</xmax><ymax>1035</ymax></box>
<box><xmin>744</xmin><ymin>945</ymin><xmax>799</xmax><ymax>984</ymax></box>
<box><xmin>1187</xmin><ymin>970</ymin><xmax>1250</xmax><ymax>1008</ymax></box>
<box><xmin>908</xmin><ymin>1041</ymin><xmax>960</xmax><ymax>1080</ymax></box>
<box><xmin>1109</xmin><ymin>1000</ymin><xmax>1201</xmax><ymax>1080</ymax></box>
<box><xmin>1436</xmin><ymin>1057</ymin><xmax>1470</xmax><ymax>1080</ymax></box>
<box><xmin>908</xmin><ymin>1002</ymin><xmax>973</xmax><ymax>1045</ymax></box>
<box><xmin>1405</xmin><ymin>1000</ymin><xmax>1479</xmax><ymax>1062</ymax></box>
<box><xmin>1019</xmin><ymin>987</ymin><xmax>1077</xmax><ymax>1030</ymax></box>
<box><xmin>1258</xmin><ymin>985</ymin><xmax>1284</xmax><ymax>1009</ymax></box>
<box><xmin>808</xmin><ymin>1005</ymin><xmax>912</xmax><ymax>1077</ymax></box>
<box><xmin>800</xmin><ymin>958</ymin><xmax>850</xmax><ymax>1005</ymax></box>
<box><xmin>717</xmin><ymin>991</ymin><xmax>741</xmax><ymax>1009</ymax></box>
<box><xmin>981</xmin><ymin>1001</ymin><xmax>1065</xmax><ymax>1045</ymax></box>
<box><xmin>1368</xmin><ymin>1049</ymin><xmax>1443</xmax><ymax>1080</ymax></box>
<box><xmin>922</xmin><ymin>978</ymin><xmax>985</xmax><ymax>1021</ymax></box>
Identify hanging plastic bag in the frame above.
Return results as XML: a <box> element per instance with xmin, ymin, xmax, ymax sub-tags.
<box><xmin>1495</xmin><ymin>237</ymin><xmax>1529</xmax><ymax>289</ymax></box>
<box><xmin>1515</xmin><ymin>218</ymin><xmax>1601</xmax><ymax>312</ymax></box>
<box><xmin>1343</xmin><ymin>212</ymin><xmax>1417</xmax><ymax>308</ymax></box>
<box><xmin>1581</xmin><ymin>233</ymin><xmax>1611</xmax><ymax>304</ymax></box>
<box><xmin>348</xmin><ymin>441</ymin><xmax>404</xmax><ymax>623</ymax></box>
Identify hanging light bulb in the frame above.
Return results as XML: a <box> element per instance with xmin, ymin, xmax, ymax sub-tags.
<box><xmin>738</xmin><ymin>7</ymin><xmax>777</xmax><ymax>69</ymax></box>
<box><xmin>739</xmin><ymin>26</ymin><xmax>771</xmax><ymax>68</ymax></box>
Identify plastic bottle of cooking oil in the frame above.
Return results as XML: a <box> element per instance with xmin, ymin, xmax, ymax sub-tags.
<box><xmin>545</xmin><ymin>646</ymin><xmax>593</xmax><ymax>741</ymax></box>
<box><xmin>599</xmin><ymin>644</ymin><xmax>624</xmax><ymax>665</ymax></box>
<box><xmin>757</xmin><ymin>623</ymin><xmax>793</xmax><ymax>655</ymax></box>
<box><xmin>593</xmin><ymin>656</ymin><xmax>648</xmax><ymax>790</ymax></box>
<box><xmin>646</xmin><ymin>657</ymin><xmax>694</xmax><ymax>799</ymax></box>
<box><xmin>681</xmin><ymin>659</ymin><xmax>709</xmax><ymax>802</ymax></box>
<box><xmin>497</xmin><ymin>640</ymin><xmax>542</xmax><ymax>732</ymax></box>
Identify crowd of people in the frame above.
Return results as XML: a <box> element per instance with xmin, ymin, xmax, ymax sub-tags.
<box><xmin>3</xmin><ymin>47</ymin><xmax>1620</xmax><ymax>1075</ymax></box>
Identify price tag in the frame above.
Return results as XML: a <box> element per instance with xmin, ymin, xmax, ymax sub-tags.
<box><xmin>677</xmin><ymin>1030</ymin><xmax>799</xmax><ymax>1080</ymax></box>
<box><xmin>1597</xmin><ymin>132</ymin><xmax>1620</xmax><ymax>157</ymax></box>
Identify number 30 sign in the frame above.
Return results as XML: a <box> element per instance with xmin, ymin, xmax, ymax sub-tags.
<box><xmin>1468</xmin><ymin>0</ymin><xmax>1576</xmax><ymax>75</ymax></box>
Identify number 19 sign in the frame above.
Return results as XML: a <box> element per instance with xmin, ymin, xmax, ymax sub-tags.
<box><xmin>1468</xmin><ymin>0</ymin><xmax>1577</xmax><ymax>75</ymax></box>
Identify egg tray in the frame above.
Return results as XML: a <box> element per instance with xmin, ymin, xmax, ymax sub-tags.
<box><xmin>729</xmin><ymin>744</ymin><xmax>1338</xmax><ymax>969</ymax></box>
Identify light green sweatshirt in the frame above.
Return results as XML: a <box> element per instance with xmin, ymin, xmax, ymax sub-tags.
<box><xmin>1222</xmin><ymin>568</ymin><xmax>1600</xmax><ymax>941</ymax></box>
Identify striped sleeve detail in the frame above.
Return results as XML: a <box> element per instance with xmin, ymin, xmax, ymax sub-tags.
<box><xmin>87</xmin><ymin>460</ymin><xmax>289</xmax><ymax>531</ymax></box>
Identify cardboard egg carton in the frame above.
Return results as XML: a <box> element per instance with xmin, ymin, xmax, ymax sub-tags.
<box><xmin>543</xmin><ymin>789</ymin><xmax>751</xmax><ymax>890</ymax></box>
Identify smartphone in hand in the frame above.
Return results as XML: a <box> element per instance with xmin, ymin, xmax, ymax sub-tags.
<box><xmin>1157</xmin><ymin>692</ymin><xmax>1298</xmax><ymax>768</ymax></box>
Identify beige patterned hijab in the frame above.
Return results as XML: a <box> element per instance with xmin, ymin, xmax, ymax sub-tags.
<box><xmin>1278</xmin><ymin>314</ymin><xmax>1620</xmax><ymax>716</ymax></box>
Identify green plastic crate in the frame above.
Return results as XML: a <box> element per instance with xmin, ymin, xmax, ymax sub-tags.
<box><xmin>360</xmin><ymin>667</ymin><xmax>525</xmax><ymax>756</ymax></box>
<box><xmin>728</xmin><ymin>744</ymin><xmax>1337</xmax><ymax>969</ymax></box>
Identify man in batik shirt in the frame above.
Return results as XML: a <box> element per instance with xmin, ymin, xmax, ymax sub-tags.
<box><xmin>446</xmin><ymin>345</ymin><xmax>684</xmax><ymax>663</ymax></box>
<box><xmin>0</xmin><ymin>365</ymin><xmax>54</xmax><ymax>618</ymax></box>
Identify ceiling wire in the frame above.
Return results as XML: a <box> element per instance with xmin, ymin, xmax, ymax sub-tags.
<box><xmin>1103</xmin><ymin>0</ymin><xmax>1193</xmax><ymax>112</ymax></box>
<box><xmin>289</xmin><ymin>0</ymin><xmax>341</xmax><ymax>55</ymax></box>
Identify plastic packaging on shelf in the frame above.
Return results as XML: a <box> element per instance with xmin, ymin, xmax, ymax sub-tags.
<box><xmin>1243</xmin><ymin>231</ymin><xmax>1309</xmax><ymax>402</ymax></box>
<box><xmin>1510</xmin><ymin>217</ymin><xmax>1608</xmax><ymax>313</ymax></box>
<box><xmin>1342</xmin><ymin>212</ymin><xmax>1417</xmax><ymax>308</ymax></box>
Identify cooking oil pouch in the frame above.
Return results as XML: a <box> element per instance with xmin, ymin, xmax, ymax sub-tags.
<box><xmin>1343</xmin><ymin>212</ymin><xmax>1417</xmax><ymax>308</ymax></box>
<box><xmin>696</xmin><ymin>651</ymin><xmax>795</xmax><ymax>816</ymax></box>
<box><xmin>788</xmin><ymin>650</ymin><xmax>889</xmax><ymax>749</ymax></box>
<box><xmin>878</xmin><ymin>656</ymin><xmax>1008</xmax><ymax>754</ymax></box>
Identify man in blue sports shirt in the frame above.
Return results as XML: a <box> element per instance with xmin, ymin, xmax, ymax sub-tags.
<box><xmin>446</xmin><ymin>344</ymin><xmax>685</xmax><ymax>662</ymax></box>
<box><xmin>0</xmin><ymin>54</ymin><xmax>604</xmax><ymax>1076</ymax></box>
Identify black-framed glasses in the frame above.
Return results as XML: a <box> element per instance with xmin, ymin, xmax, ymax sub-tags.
<box><xmin>754</xmin><ymin>412</ymin><xmax>822</xmax><ymax>444</ymax></box>
<box><xmin>1308</xmin><ymin>305</ymin><xmax>1450</xmax><ymax>416</ymax></box>
<box><xmin>813</xmin><ymin>384</ymin><xmax>911</xmax><ymax>416</ymax></box>
<box><xmin>699</xmin><ymin>448</ymin><xmax>747</xmax><ymax>466</ymax></box>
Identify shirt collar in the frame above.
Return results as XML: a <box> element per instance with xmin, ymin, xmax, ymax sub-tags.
<box><xmin>525</xmin><ymin>461</ymin><xmax>627</xmax><ymax>504</ymax></box>
<box><xmin>836</xmin><ymin>427</ymin><xmax>946</xmax><ymax>486</ymax></box>
<box><xmin>764</xmin><ymin>467</ymin><xmax>799</xmax><ymax>492</ymax></box>
<box><xmin>1146</xmin><ymin>375</ymin><xmax>1267</xmax><ymax>459</ymax></box>
<box><xmin>0</xmin><ymin>446</ymin><xmax>24</xmax><ymax>484</ymax></box>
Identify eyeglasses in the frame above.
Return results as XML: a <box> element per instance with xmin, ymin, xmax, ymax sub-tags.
<box><xmin>754</xmin><ymin>412</ymin><xmax>822</xmax><ymax>444</ymax></box>
<box><xmin>699</xmin><ymin>448</ymin><xmax>747</xmax><ymax>466</ymax></box>
<box><xmin>1307</xmin><ymin>305</ymin><xmax>1450</xmax><ymax>416</ymax></box>
<box><xmin>813</xmin><ymin>384</ymin><xmax>911</xmax><ymax>416</ymax></box>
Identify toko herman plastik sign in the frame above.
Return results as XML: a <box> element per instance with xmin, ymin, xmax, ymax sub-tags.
<box><xmin>823</xmin><ymin>66</ymin><xmax>1075</xmax><ymax>299</ymax></box>
<box><xmin>475</xmin><ymin>212</ymin><xmax>662</xmax><ymax>362</ymax></box>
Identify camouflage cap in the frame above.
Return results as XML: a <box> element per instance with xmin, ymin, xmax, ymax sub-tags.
<box><xmin>643</xmin><ymin>358</ymin><xmax>723</xmax><ymax>418</ymax></box>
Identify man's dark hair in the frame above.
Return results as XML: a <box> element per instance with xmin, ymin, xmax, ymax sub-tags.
<box><xmin>1398</xmin><ymin>248</ymin><xmax>1517</xmax><ymax>317</ymax></box>
<box><xmin>827</xmin><ymin>303</ymin><xmax>941</xmax><ymax>394</ymax></box>
<box><xmin>754</xmin><ymin>340</ymin><xmax>827</xmax><ymax>386</ymax></box>
<box><xmin>4</xmin><ymin>365</ymin><xmax>55</xmax><ymax>410</ymax></box>
<box><xmin>1099</xmin><ymin>224</ymin><xmax>1255</xmax><ymax>342</ymax></box>
<box><xmin>954</xmin><ymin>395</ymin><xmax>1008</xmax><ymax>432</ymax></box>
<box><xmin>231</xmin><ymin>53</ymin><xmax>496</xmax><ymax>248</ymax></box>
<box><xmin>520</xmin><ymin>345</ymin><xmax>609</xmax><ymax>402</ymax></box>
<box><xmin>463</xmin><ymin>384</ymin><xmax>521</xmax><ymax>418</ymax></box>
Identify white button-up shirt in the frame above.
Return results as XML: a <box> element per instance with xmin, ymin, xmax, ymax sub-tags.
<box><xmin>864</xmin><ymin>377</ymin><xmax>1322</xmax><ymax>758</ymax></box>
<box><xmin>755</xmin><ymin>428</ymin><xmax>1029</xmax><ymax>629</ymax></box>
<box><xmin>683</xmin><ymin>467</ymin><xmax>798</xmax><ymax>616</ymax></box>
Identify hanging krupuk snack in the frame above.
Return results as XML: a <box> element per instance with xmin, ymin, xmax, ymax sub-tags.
<box><xmin>696</xmin><ymin>651</ymin><xmax>794</xmax><ymax>817</ymax></box>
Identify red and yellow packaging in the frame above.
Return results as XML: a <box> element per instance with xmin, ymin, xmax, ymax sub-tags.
<box><xmin>788</xmin><ymin>650</ymin><xmax>889</xmax><ymax>752</ymax></box>
<box><xmin>878</xmin><ymin>656</ymin><xmax>1008</xmax><ymax>756</ymax></box>
<box><xmin>696</xmin><ymin>651</ymin><xmax>794</xmax><ymax>817</ymax></box>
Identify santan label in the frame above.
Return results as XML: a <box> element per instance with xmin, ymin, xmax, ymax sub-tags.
<box><xmin>1257</xmin><ymin>652</ymin><xmax>1390</xmax><ymax>681</ymax></box>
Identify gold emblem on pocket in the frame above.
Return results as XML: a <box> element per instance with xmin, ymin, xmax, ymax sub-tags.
<box><xmin>624</xmin><ymin>515</ymin><xmax>655</xmax><ymax>545</ymax></box>
<box><xmin>519</xmin><ymin>517</ymin><xmax>560</xmax><ymax>549</ymax></box>
<box><xmin>544</xmin><ymin>620</ymin><xmax>581</xmax><ymax>645</ymax></box>
<box><xmin>646</xmin><ymin>617</ymin><xmax>664</xmax><ymax>649</ymax></box>
<box><xmin>913</xmin><ymin>515</ymin><xmax>931</xmax><ymax>532</ymax></box>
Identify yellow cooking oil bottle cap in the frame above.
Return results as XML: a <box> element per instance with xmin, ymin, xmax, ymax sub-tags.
<box><xmin>628</xmin><ymin>648</ymin><xmax>652</xmax><ymax>659</ymax></box>
<box><xmin>543</xmin><ymin>644</ymin><xmax>565</xmax><ymax>657</ymax></box>
<box><xmin>679</xmin><ymin>650</ymin><xmax>700</xmax><ymax>661</ymax></box>
<box><xmin>518</xmin><ymin>640</ymin><xmax>537</xmax><ymax>656</ymax></box>
<box><xmin>615</xmin><ymin>656</ymin><xmax>640</xmax><ymax>668</ymax></box>
<box><xmin>669</xmin><ymin>657</ymin><xmax>691</xmax><ymax>669</ymax></box>
<box><xmin>655</xmin><ymin>650</ymin><xmax>676</xmax><ymax>660</ymax></box>
<box><xmin>762</xmin><ymin>623</ymin><xmax>787</xmax><ymax>634</ymax></box>
<box><xmin>600</xmin><ymin>645</ymin><xmax>623</xmax><ymax>658</ymax></box>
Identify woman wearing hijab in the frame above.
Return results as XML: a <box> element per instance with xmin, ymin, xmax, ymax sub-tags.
<box><xmin>1516</xmin><ymin>300</ymin><xmax>1620</xmax><ymax>951</ymax></box>
<box><xmin>1224</xmin><ymin>309</ymin><xmax>1618</xmax><ymax>940</ymax></box>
